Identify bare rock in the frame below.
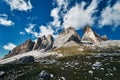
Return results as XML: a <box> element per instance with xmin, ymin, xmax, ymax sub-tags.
<box><xmin>38</xmin><ymin>70</ymin><xmax>51</xmax><ymax>80</ymax></box>
<box><xmin>32</xmin><ymin>37</ymin><xmax>42</xmax><ymax>50</ymax></box>
<box><xmin>36</xmin><ymin>35</ymin><xmax>54</xmax><ymax>51</ymax></box>
<box><xmin>101</xmin><ymin>35</ymin><xmax>108</xmax><ymax>41</ymax></box>
<box><xmin>13</xmin><ymin>56</ymin><xmax>34</xmax><ymax>64</ymax></box>
<box><xmin>82</xmin><ymin>25</ymin><xmax>108</xmax><ymax>43</ymax></box>
<box><xmin>45</xmin><ymin>35</ymin><xmax>54</xmax><ymax>51</ymax></box>
<box><xmin>39</xmin><ymin>35</ymin><xmax>49</xmax><ymax>49</ymax></box>
<box><xmin>0</xmin><ymin>71</ymin><xmax>5</xmax><ymax>77</ymax></box>
<box><xmin>5</xmin><ymin>39</ymin><xmax>35</xmax><ymax>58</ymax></box>
<box><xmin>53</xmin><ymin>27</ymin><xmax>81</xmax><ymax>48</ymax></box>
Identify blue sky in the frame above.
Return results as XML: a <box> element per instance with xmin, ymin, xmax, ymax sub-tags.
<box><xmin>0</xmin><ymin>0</ymin><xmax>120</xmax><ymax>57</ymax></box>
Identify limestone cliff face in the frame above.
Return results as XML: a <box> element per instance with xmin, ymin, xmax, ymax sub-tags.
<box><xmin>44</xmin><ymin>35</ymin><xmax>54</xmax><ymax>51</ymax></box>
<box><xmin>5</xmin><ymin>35</ymin><xmax>54</xmax><ymax>58</ymax></box>
<box><xmin>5</xmin><ymin>39</ymin><xmax>35</xmax><ymax>58</ymax></box>
<box><xmin>32</xmin><ymin>37</ymin><xmax>42</xmax><ymax>50</ymax></box>
<box><xmin>82</xmin><ymin>25</ymin><xmax>108</xmax><ymax>43</ymax></box>
<box><xmin>33</xmin><ymin>35</ymin><xmax>54</xmax><ymax>51</ymax></box>
<box><xmin>53</xmin><ymin>27</ymin><xmax>81</xmax><ymax>48</ymax></box>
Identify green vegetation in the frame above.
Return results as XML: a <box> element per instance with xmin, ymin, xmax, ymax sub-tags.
<box><xmin>52</xmin><ymin>45</ymin><xmax>95</xmax><ymax>56</ymax></box>
<box><xmin>0</xmin><ymin>54</ymin><xmax>120</xmax><ymax>80</ymax></box>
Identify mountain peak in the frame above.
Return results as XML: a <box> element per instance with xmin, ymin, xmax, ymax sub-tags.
<box><xmin>82</xmin><ymin>25</ymin><xmax>108</xmax><ymax>43</ymax></box>
<box><xmin>53</xmin><ymin>27</ymin><xmax>81</xmax><ymax>48</ymax></box>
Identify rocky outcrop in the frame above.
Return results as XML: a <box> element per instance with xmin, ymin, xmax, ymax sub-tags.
<box><xmin>101</xmin><ymin>35</ymin><xmax>108</xmax><ymax>41</ymax></box>
<box><xmin>32</xmin><ymin>37</ymin><xmax>42</xmax><ymax>50</ymax></box>
<box><xmin>5</xmin><ymin>39</ymin><xmax>35</xmax><ymax>58</ymax></box>
<box><xmin>0</xmin><ymin>71</ymin><xmax>5</xmax><ymax>77</ymax></box>
<box><xmin>82</xmin><ymin>25</ymin><xmax>107</xmax><ymax>43</ymax></box>
<box><xmin>53</xmin><ymin>27</ymin><xmax>81</xmax><ymax>48</ymax></box>
<box><xmin>37</xmin><ymin>70</ymin><xmax>52</xmax><ymax>80</ymax></box>
<box><xmin>44</xmin><ymin>35</ymin><xmax>54</xmax><ymax>51</ymax></box>
<box><xmin>33</xmin><ymin>35</ymin><xmax>54</xmax><ymax>51</ymax></box>
<box><xmin>10</xmin><ymin>56</ymin><xmax>35</xmax><ymax>64</ymax></box>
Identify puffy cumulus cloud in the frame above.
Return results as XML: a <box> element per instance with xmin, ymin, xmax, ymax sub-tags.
<box><xmin>24</xmin><ymin>23</ymin><xmax>54</xmax><ymax>38</ymax></box>
<box><xmin>50</xmin><ymin>0</ymin><xmax>69</xmax><ymax>28</ymax></box>
<box><xmin>63</xmin><ymin>0</ymin><xmax>99</xmax><ymax>29</ymax></box>
<box><xmin>39</xmin><ymin>25</ymin><xmax>54</xmax><ymax>36</ymax></box>
<box><xmin>3</xmin><ymin>43</ymin><xmax>16</xmax><ymax>51</ymax></box>
<box><xmin>5</xmin><ymin>0</ymin><xmax>32</xmax><ymax>11</ymax></box>
<box><xmin>0</xmin><ymin>14</ymin><xmax>14</xmax><ymax>26</ymax></box>
<box><xmin>50</xmin><ymin>8</ymin><xmax>61</xmax><ymax>27</ymax></box>
<box><xmin>25</xmin><ymin>24</ymin><xmax>39</xmax><ymax>37</ymax></box>
<box><xmin>99</xmin><ymin>1</ymin><xmax>120</xmax><ymax>28</ymax></box>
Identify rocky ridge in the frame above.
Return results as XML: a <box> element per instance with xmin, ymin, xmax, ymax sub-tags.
<box><xmin>5</xmin><ymin>35</ymin><xmax>54</xmax><ymax>58</ymax></box>
<box><xmin>5</xmin><ymin>39</ymin><xmax>35</xmax><ymax>58</ymax></box>
<box><xmin>4</xmin><ymin>26</ymin><xmax>109</xmax><ymax>58</ymax></box>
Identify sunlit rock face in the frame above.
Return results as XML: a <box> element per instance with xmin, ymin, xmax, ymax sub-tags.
<box><xmin>5</xmin><ymin>39</ymin><xmax>35</xmax><ymax>58</ymax></box>
<box><xmin>53</xmin><ymin>27</ymin><xmax>81</xmax><ymax>48</ymax></box>
<box><xmin>82</xmin><ymin>25</ymin><xmax>108</xmax><ymax>43</ymax></box>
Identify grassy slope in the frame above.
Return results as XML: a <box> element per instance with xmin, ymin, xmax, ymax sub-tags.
<box><xmin>0</xmin><ymin>54</ymin><xmax>120</xmax><ymax>80</ymax></box>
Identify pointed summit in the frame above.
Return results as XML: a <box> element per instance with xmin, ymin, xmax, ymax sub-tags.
<box><xmin>53</xmin><ymin>27</ymin><xmax>81</xmax><ymax>47</ymax></box>
<box><xmin>82</xmin><ymin>25</ymin><xmax>107</xmax><ymax>43</ymax></box>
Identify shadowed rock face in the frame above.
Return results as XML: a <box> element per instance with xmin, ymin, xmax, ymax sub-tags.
<box><xmin>33</xmin><ymin>35</ymin><xmax>54</xmax><ymax>51</ymax></box>
<box><xmin>5</xmin><ymin>39</ymin><xmax>35</xmax><ymax>58</ymax></box>
<box><xmin>39</xmin><ymin>35</ymin><xmax>49</xmax><ymax>49</ymax></box>
<box><xmin>45</xmin><ymin>35</ymin><xmax>54</xmax><ymax>51</ymax></box>
<box><xmin>5</xmin><ymin>35</ymin><xmax>54</xmax><ymax>58</ymax></box>
<box><xmin>53</xmin><ymin>27</ymin><xmax>81</xmax><ymax>48</ymax></box>
<box><xmin>82</xmin><ymin>25</ymin><xmax>108</xmax><ymax>43</ymax></box>
<box><xmin>32</xmin><ymin>37</ymin><xmax>42</xmax><ymax>50</ymax></box>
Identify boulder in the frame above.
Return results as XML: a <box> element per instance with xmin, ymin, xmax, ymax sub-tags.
<box><xmin>0</xmin><ymin>71</ymin><xmax>5</xmax><ymax>76</ymax></box>
<box><xmin>12</xmin><ymin>56</ymin><xmax>34</xmax><ymax>64</ymax></box>
<box><xmin>38</xmin><ymin>70</ymin><xmax>51</xmax><ymax>80</ymax></box>
<box><xmin>101</xmin><ymin>35</ymin><xmax>108</xmax><ymax>41</ymax></box>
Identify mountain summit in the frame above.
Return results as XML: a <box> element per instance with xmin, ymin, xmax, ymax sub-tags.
<box><xmin>53</xmin><ymin>27</ymin><xmax>81</xmax><ymax>48</ymax></box>
<box><xmin>82</xmin><ymin>25</ymin><xmax>108</xmax><ymax>43</ymax></box>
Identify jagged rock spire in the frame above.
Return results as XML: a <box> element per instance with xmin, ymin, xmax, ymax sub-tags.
<box><xmin>82</xmin><ymin>25</ymin><xmax>108</xmax><ymax>43</ymax></box>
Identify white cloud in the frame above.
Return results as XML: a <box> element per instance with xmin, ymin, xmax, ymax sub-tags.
<box><xmin>50</xmin><ymin>0</ymin><xmax>69</xmax><ymax>28</ymax></box>
<box><xmin>50</xmin><ymin>8</ymin><xmax>61</xmax><ymax>27</ymax></box>
<box><xmin>25</xmin><ymin>24</ymin><xmax>39</xmax><ymax>37</ymax></box>
<box><xmin>25</xmin><ymin>24</ymin><xmax>35</xmax><ymax>33</ymax></box>
<box><xmin>99</xmin><ymin>1</ymin><xmax>120</xmax><ymax>28</ymax></box>
<box><xmin>19</xmin><ymin>31</ymin><xmax>25</xmax><ymax>35</ymax></box>
<box><xmin>0</xmin><ymin>14</ymin><xmax>14</xmax><ymax>26</ymax></box>
<box><xmin>5</xmin><ymin>0</ymin><xmax>32</xmax><ymax>11</ymax></box>
<box><xmin>24</xmin><ymin>24</ymin><xmax>54</xmax><ymax>38</ymax></box>
<box><xmin>3</xmin><ymin>43</ymin><xmax>16</xmax><ymax>51</ymax></box>
<box><xmin>63</xmin><ymin>0</ymin><xmax>99</xmax><ymax>29</ymax></box>
<box><xmin>39</xmin><ymin>25</ymin><xmax>54</xmax><ymax>36</ymax></box>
